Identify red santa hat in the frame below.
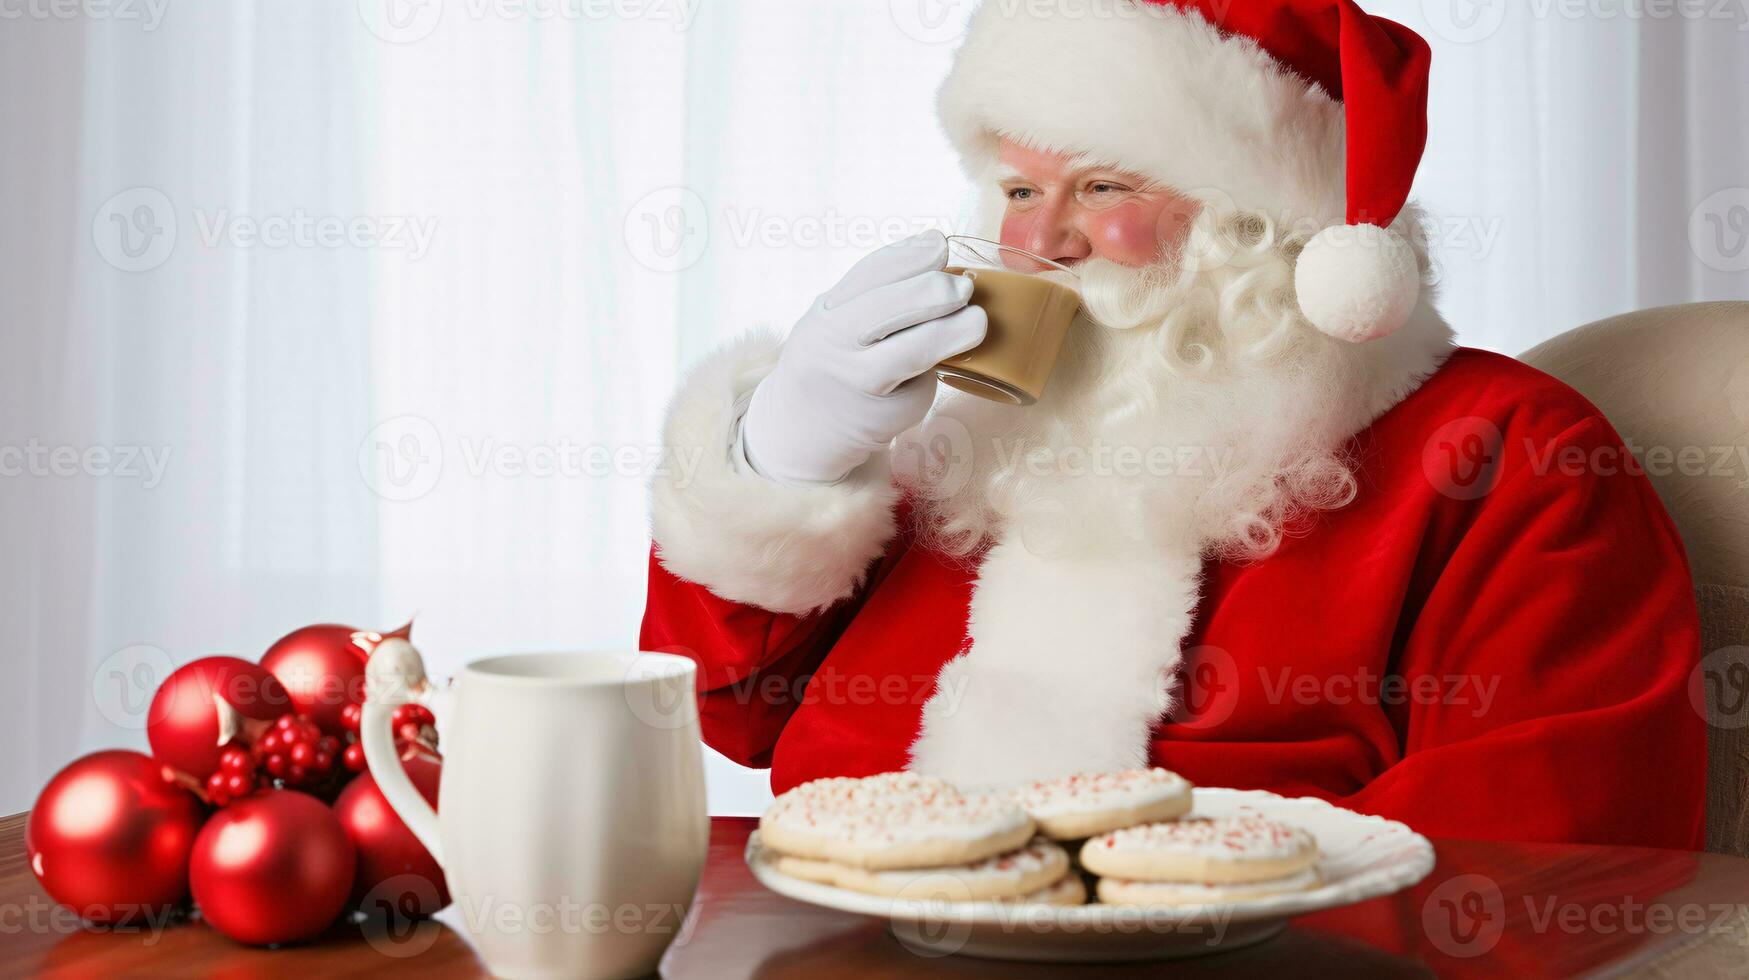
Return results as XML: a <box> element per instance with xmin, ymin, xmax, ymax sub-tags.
<box><xmin>937</xmin><ymin>0</ymin><xmax>1433</xmax><ymax>344</ymax></box>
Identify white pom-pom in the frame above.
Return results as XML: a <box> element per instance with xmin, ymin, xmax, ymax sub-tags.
<box><xmin>1294</xmin><ymin>224</ymin><xmax>1421</xmax><ymax>343</ymax></box>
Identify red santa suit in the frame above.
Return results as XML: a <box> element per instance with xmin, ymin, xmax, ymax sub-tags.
<box><xmin>640</xmin><ymin>0</ymin><xmax>1706</xmax><ymax>850</ymax></box>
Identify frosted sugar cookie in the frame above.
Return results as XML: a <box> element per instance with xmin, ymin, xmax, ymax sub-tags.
<box><xmin>772</xmin><ymin>836</ymin><xmax>1069</xmax><ymax>899</ymax></box>
<box><xmin>1014</xmin><ymin>768</ymin><xmax>1193</xmax><ymax>840</ymax></box>
<box><xmin>1079</xmin><ymin>815</ymin><xmax>1318</xmax><ymax>884</ymax></box>
<box><xmin>760</xmin><ymin>771</ymin><xmax>1035</xmax><ymax>870</ymax></box>
<box><xmin>1097</xmin><ymin>867</ymin><xmax>1322</xmax><ymax>906</ymax></box>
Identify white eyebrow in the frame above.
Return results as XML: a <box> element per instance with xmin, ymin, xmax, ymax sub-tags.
<box><xmin>990</xmin><ymin>153</ymin><xmax>1141</xmax><ymax>185</ymax></box>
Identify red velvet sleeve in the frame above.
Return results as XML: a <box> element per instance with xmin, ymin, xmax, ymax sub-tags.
<box><xmin>639</xmin><ymin>546</ymin><xmax>865</xmax><ymax>769</ymax></box>
<box><xmin>1341</xmin><ymin>415</ymin><xmax>1707</xmax><ymax>849</ymax></box>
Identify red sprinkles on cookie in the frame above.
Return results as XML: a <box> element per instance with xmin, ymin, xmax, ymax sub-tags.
<box><xmin>1018</xmin><ymin>768</ymin><xmax>1190</xmax><ymax>813</ymax></box>
<box><xmin>1095</xmin><ymin>815</ymin><xmax>1314</xmax><ymax>860</ymax></box>
<box><xmin>765</xmin><ymin>772</ymin><xmax>1030</xmax><ymax>844</ymax></box>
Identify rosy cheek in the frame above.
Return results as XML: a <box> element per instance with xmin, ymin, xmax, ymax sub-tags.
<box><xmin>1085</xmin><ymin>202</ymin><xmax>1170</xmax><ymax>267</ymax></box>
<box><xmin>1087</xmin><ymin>195</ymin><xmax>1205</xmax><ymax>268</ymax></box>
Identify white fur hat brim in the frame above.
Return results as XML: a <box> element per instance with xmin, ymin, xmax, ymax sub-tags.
<box><xmin>937</xmin><ymin>0</ymin><xmax>1348</xmax><ymax>230</ymax></box>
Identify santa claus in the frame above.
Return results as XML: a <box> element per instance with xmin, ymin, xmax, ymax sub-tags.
<box><xmin>640</xmin><ymin>0</ymin><xmax>1705</xmax><ymax>849</ymax></box>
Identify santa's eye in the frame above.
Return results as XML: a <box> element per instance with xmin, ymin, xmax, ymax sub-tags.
<box><xmin>1005</xmin><ymin>187</ymin><xmax>1037</xmax><ymax>201</ymax></box>
<box><xmin>1083</xmin><ymin>180</ymin><xmax>1135</xmax><ymax>198</ymax></box>
<box><xmin>1077</xmin><ymin>179</ymin><xmax>1136</xmax><ymax>210</ymax></box>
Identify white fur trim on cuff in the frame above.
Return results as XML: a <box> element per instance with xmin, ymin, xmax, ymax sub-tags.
<box><xmin>650</xmin><ymin>329</ymin><xmax>901</xmax><ymax>616</ymax></box>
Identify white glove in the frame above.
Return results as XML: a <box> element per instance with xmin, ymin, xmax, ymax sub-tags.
<box><xmin>740</xmin><ymin>230</ymin><xmax>987</xmax><ymax>486</ymax></box>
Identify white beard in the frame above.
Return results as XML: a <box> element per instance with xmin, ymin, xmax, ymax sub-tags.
<box><xmin>898</xmin><ymin>209</ymin><xmax>1441</xmax><ymax>788</ymax></box>
<box><xmin>900</xmin><ymin>223</ymin><xmax>1366</xmax><ymax>567</ymax></box>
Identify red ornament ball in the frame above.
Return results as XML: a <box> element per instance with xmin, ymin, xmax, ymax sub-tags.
<box><xmin>189</xmin><ymin>790</ymin><xmax>356</xmax><ymax>945</ymax></box>
<box><xmin>259</xmin><ymin>625</ymin><xmax>382</xmax><ymax>736</ymax></box>
<box><xmin>26</xmin><ymin>750</ymin><xmax>204</xmax><ymax>924</ymax></box>
<box><xmin>333</xmin><ymin>749</ymin><xmax>449</xmax><ymax>916</ymax></box>
<box><xmin>148</xmin><ymin>656</ymin><xmax>293</xmax><ymax>781</ymax></box>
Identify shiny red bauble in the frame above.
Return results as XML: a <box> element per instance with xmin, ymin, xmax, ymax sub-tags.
<box><xmin>26</xmin><ymin>750</ymin><xmax>204</xmax><ymax>924</ymax></box>
<box><xmin>333</xmin><ymin>749</ymin><xmax>449</xmax><ymax>916</ymax></box>
<box><xmin>259</xmin><ymin>624</ymin><xmax>394</xmax><ymax>735</ymax></box>
<box><xmin>148</xmin><ymin>656</ymin><xmax>294</xmax><ymax>781</ymax></box>
<box><xmin>189</xmin><ymin>790</ymin><xmax>356</xmax><ymax>945</ymax></box>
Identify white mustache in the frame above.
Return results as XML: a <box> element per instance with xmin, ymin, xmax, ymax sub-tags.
<box><xmin>1070</xmin><ymin>255</ymin><xmax>1183</xmax><ymax>332</ymax></box>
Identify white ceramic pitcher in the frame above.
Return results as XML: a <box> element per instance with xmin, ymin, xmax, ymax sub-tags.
<box><xmin>362</xmin><ymin>647</ymin><xmax>708</xmax><ymax>980</ymax></box>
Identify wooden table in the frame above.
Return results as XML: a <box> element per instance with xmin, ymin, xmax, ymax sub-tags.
<box><xmin>3</xmin><ymin>813</ymin><xmax>1747</xmax><ymax>978</ymax></box>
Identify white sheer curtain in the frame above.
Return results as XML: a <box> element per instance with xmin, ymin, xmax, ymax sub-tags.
<box><xmin>0</xmin><ymin>0</ymin><xmax>970</xmax><ymax>817</ymax></box>
<box><xmin>1375</xmin><ymin>0</ymin><xmax>1749</xmax><ymax>350</ymax></box>
<box><xmin>2</xmin><ymin>1</ymin><xmax>1745</xmax><ymax>816</ymax></box>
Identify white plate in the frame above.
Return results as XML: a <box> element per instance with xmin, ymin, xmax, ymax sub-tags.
<box><xmin>744</xmin><ymin>787</ymin><xmax>1435</xmax><ymax>962</ymax></box>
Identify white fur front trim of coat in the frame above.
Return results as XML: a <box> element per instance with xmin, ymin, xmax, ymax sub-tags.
<box><xmin>938</xmin><ymin>0</ymin><xmax>1348</xmax><ymax>228</ymax></box>
<box><xmin>908</xmin><ymin>538</ymin><xmax>1203</xmax><ymax>787</ymax></box>
<box><xmin>650</xmin><ymin>330</ymin><xmax>900</xmax><ymax>616</ymax></box>
<box><xmin>906</xmin><ymin>272</ymin><xmax>1454</xmax><ymax>786</ymax></box>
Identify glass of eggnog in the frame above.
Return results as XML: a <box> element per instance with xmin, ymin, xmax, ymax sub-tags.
<box><xmin>934</xmin><ymin>236</ymin><xmax>1081</xmax><ymax>406</ymax></box>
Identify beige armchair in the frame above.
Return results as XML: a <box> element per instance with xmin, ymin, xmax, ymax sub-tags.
<box><xmin>1520</xmin><ymin>302</ymin><xmax>1749</xmax><ymax>855</ymax></box>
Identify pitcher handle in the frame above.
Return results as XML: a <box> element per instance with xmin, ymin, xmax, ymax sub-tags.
<box><xmin>361</xmin><ymin>638</ymin><xmax>445</xmax><ymax>867</ymax></box>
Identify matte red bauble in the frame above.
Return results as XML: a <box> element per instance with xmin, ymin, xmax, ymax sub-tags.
<box><xmin>189</xmin><ymin>790</ymin><xmax>356</xmax><ymax>945</ymax></box>
<box><xmin>148</xmin><ymin>656</ymin><xmax>294</xmax><ymax>781</ymax></box>
<box><xmin>26</xmin><ymin>750</ymin><xmax>203</xmax><ymax>924</ymax></box>
<box><xmin>333</xmin><ymin>749</ymin><xmax>449</xmax><ymax>915</ymax></box>
<box><xmin>260</xmin><ymin>623</ymin><xmax>408</xmax><ymax>735</ymax></box>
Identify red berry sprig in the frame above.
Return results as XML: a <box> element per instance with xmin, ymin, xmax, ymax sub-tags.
<box><xmin>255</xmin><ymin>713</ymin><xmax>341</xmax><ymax>791</ymax></box>
<box><xmin>204</xmin><ymin>746</ymin><xmax>260</xmax><ymax>806</ymax></box>
<box><xmin>393</xmin><ymin>703</ymin><xmax>438</xmax><ymax>750</ymax></box>
<box><xmin>341</xmin><ymin>702</ymin><xmax>366</xmax><ymax>773</ymax></box>
<box><xmin>337</xmin><ymin>700</ymin><xmax>438</xmax><ymax>774</ymax></box>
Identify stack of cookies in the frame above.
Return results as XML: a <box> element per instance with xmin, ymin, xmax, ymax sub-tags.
<box><xmin>759</xmin><ymin>768</ymin><xmax>1322</xmax><ymax>908</ymax></box>
<box><xmin>1011</xmin><ymin>768</ymin><xmax>1321</xmax><ymax>905</ymax></box>
<box><xmin>1077</xmin><ymin>814</ymin><xmax>1321</xmax><ymax>905</ymax></box>
<box><xmin>758</xmin><ymin>771</ymin><xmax>1086</xmax><ymax>905</ymax></box>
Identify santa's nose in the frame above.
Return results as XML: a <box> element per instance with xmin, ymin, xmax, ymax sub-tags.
<box><xmin>1023</xmin><ymin>227</ymin><xmax>1092</xmax><ymax>268</ymax></box>
<box><xmin>1018</xmin><ymin>197</ymin><xmax>1093</xmax><ymax>267</ymax></box>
